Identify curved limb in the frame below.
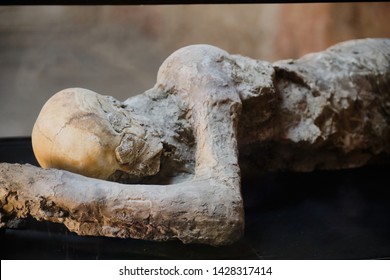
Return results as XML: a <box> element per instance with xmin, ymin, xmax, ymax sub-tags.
<box><xmin>0</xmin><ymin>45</ymin><xmax>246</xmax><ymax>246</ymax></box>
<box><xmin>157</xmin><ymin>45</ymin><xmax>243</xmax><ymax>186</ymax></box>
<box><xmin>0</xmin><ymin>163</ymin><xmax>242</xmax><ymax>246</ymax></box>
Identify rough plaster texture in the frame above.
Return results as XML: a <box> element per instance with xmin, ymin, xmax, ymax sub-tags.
<box><xmin>1</xmin><ymin>38</ymin><xmax>390</xmax><ymax>246</ymax></box>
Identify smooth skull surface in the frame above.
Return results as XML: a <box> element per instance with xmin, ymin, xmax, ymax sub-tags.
<box><xmin>32</xmin><ymin>88</ymin><xmax>163</xmax><ymax>180</ymax></box>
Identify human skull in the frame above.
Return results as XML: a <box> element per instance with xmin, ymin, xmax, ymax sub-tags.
<box><xmin>32</xmin><ymin>88</ymin><xmax>163</xmax><ymax>180</ymax></box>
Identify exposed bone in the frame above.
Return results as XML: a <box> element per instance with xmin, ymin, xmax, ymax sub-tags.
<box><xmin>1</xmin><ymin>38</ymin><xmax>390</xmax><ymax>245</ymax></box>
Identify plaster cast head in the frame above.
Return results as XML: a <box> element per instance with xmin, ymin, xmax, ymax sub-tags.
<box><xmin>32</xmin><ymin>88</ymin><xmax>163</xmax><ymax>180</ymax></box>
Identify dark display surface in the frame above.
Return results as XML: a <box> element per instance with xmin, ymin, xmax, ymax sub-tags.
<box><xmin>1</xmin><ymin>137</ymin><xmax>390</xmax><ymax>259</ymax></box>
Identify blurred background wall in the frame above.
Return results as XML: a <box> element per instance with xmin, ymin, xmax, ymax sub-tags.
<box><xmin>1</xmin><ymin>3</ymin><xmax>390</xmax><ymax>137</ymax></box>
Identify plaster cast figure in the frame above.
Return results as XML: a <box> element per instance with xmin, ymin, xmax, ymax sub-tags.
<box><xmin>1</xmin><ymin>38</ymin><xmax>390</xmax><ymax>245</ymax></box>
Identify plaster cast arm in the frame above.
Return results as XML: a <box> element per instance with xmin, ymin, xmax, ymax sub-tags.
<box><xmin>0</xmin><ymin>163</ymin><xmax>242</xmax><ymax>245</ymax></box>
<box><xmin>1</xmin><ymin>39</ymin><xmax>390</xmax><ymax>246</ymax></box>
<box><xmin>0</xmin><ymin>45</ymin><xmax>245</xmax><ymax>246</ymax></box>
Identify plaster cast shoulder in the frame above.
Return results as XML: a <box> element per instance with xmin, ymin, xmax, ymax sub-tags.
<box><xmin>2</xmin><ymin>38</ymin><xmax>390</xmax><ymax>246</ymax></box>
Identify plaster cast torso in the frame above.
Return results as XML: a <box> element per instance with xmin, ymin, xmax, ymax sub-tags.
<box><xmin>109</xmin><ymin>38</ymin><xmax>390</xmax><ymax>184</ymax></box>
<box><xmin>1</xmin><ymin>38</ymin><xmax>390</xmax><ymax>246</ymax></box>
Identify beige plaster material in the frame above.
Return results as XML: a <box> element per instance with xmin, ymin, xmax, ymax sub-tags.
<box><xmin>1</xmin><ymin>38</ymin><xmax>390</xmax><ymax>245</ymax></box>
